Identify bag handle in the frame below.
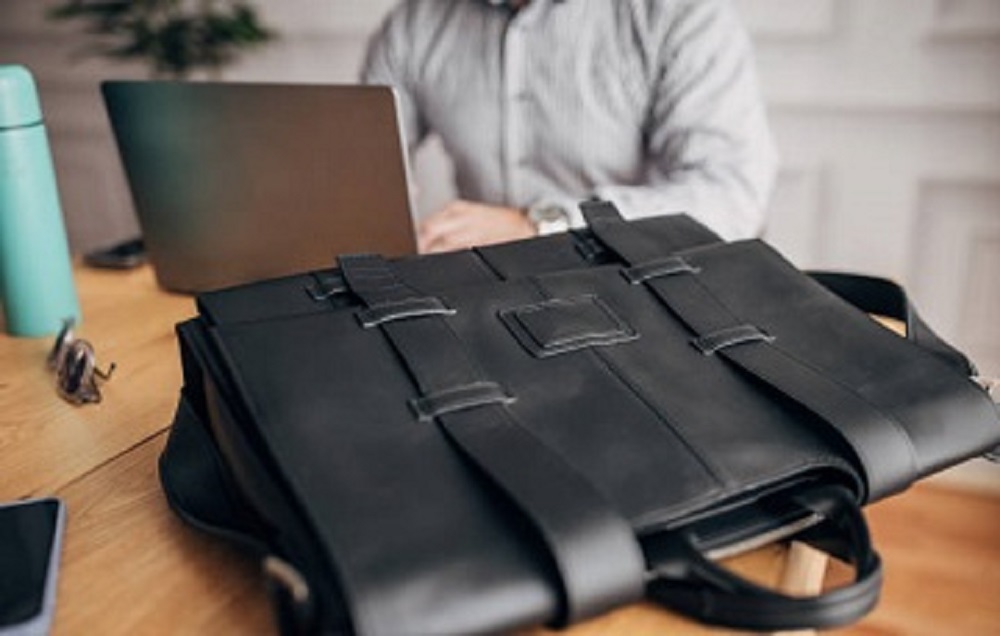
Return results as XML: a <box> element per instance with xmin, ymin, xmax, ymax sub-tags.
<box><xmin>645</xmin><ymin>485</ymin><xmax>882</xmax><ymax>631</ymax></box>
<box><xmin>807</xmin><ymin>271</ymin><xmax>976</xmax><ymax>377</ymax></box>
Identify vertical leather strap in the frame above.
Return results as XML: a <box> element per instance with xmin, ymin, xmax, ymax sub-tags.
<box><xmin>581</xmin><ymin>199</ymin><xmax>693</xmax><ymax>257</ymax></box>
<box><xmin>337</xmin><ymin>254</ymin><xmax>646</xmax><ymax>626</ymax></box>
<box><xmin>581</xmin><ymin>205</ymin><xmax>918</xmax><ymax>501</ymax></box>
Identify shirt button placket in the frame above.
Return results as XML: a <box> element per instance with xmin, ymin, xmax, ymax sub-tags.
<box><xmin>502</xmin><ymin>20</ymin><xmax>526</xmax><ymax>204</ymax></box>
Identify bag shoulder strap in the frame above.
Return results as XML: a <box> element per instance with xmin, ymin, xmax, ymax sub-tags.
<box><xmin>163</xmin><ymin>388</ymin><xmax>342</xmax><ymax>635</ymax></box>
<box><xmin>160</xmin><ymin>388</ymin><xmax>270</xmax><ymax>554</ymax></box>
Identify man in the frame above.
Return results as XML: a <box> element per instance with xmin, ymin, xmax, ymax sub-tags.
<box><xmin>362</xmin><ymin>0</ymin><xmax>778</xmax><ymax>253</ymax></box>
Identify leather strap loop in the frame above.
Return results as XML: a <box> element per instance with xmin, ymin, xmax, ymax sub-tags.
<box><xmin>621</xmin><ymin>256</ymin><xmax>700</xmax><ymax>284</ymax></box>
<box><xmin>409</xmin><ymin>381</ymin><xmax>515</xmax><ymax>421</ymax></box>
<box><xmin>356</xmin><ymin>296</ymin><xmax>455</xmax><ymax>328</ymax></box>
<box><xmin>692</xmin><ymin>324</ymin><xmax>774</xmax><ymax>355</ymax></box>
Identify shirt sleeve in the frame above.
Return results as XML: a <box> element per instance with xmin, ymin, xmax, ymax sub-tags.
<box><xmin>359</xmin><ymin>4</ymin><xmax>428</xmax><ymax>154</ymax></box>
<box><xmin>593</xmin><ymin>0</ymin><xmax>779</xmax><ymax>240</ymax></box>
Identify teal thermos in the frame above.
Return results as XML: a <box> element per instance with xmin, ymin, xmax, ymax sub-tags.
<box><xmin>0</xmin><ymin>64</ymin><xmax>80</xmax><ymax>337</ymax></box>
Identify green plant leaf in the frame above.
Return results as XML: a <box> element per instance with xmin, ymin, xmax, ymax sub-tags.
<box><xmin>45</xmin><ymin>0</ymin><xmax>277</xmax><ymax>79</ymax></box>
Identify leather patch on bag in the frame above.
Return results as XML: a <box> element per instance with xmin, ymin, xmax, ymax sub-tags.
<box><xmin>499</xmin><ymin>295</ymin><xmax>639</xmax><ymax>358</ymax></box>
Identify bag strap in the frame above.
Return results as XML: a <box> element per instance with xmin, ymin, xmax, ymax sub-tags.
<box><xmin>646</xmin><ymin>485</ymin><xmax>882</xmax><ymax>631</ymax></box>
<box><xmin>580</xmin><ymin>196</ymin><xmax>714</xmax><ymax>255</ymax></box>
<box><xmin>160</xmin><ymin>389</ymin><xmax>271</xmax><ymax>555</ymax></box>
<box><xmin>163</xmin><ymin>390</ymin><xmax>335</xmax><ymax>635</ymax></box>
<box><xmin>337</xmin><ymin>254</ymin><xmax>646</xmax><ymax>628</ymax></box>
<box><xmin>581</xmin><ymin>201</ymin><xmax>917</xmax><ymax>501</ymax></box>
<box><xmin>583</xmin><ymin>202</ymin><xmax>968</xmax><ymax>372</ymax></box>
<box><xmin>807</xmin><ymin>271</ymin><xmax>975</xmax><ymax>376</ymax></box>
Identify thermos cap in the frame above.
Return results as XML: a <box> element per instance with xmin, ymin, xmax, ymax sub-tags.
<box><xmin>0</xmin><ymin>64</ymin><xmax>44</xmax><ymax>129</ymax></box>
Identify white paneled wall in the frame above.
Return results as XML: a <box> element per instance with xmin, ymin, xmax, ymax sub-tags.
<box><xmin>742</xmin><ymin>0</ymin><xmax>1000</xmax><ymax>491</ymax></box>
<box><xmin>741</xmin><ymin>1</ymin><xmax>1000</xmax><ymax>379</ymax></box>
<box><xmin>1</xmin><ymin>0</ymin><xmax>997</xmax><ymax>487</ymax></box>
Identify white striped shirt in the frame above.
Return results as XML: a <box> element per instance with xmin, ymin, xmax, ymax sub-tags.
<box><xmin>362</xmin><ymin>0</ymin><xmax>778</xmax><ymax>240</ymax></box>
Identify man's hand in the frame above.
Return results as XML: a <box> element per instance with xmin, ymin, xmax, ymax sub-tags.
<box><xmin>418</xmin><ymin>200</ymin><xmax>536</xmax><ymax>253</ymax></box>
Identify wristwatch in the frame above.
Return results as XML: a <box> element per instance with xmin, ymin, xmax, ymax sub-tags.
<box><xmin>527</xmin><ymin>204</ymin><xmax>571</xmax><ymax>236</ymax></box>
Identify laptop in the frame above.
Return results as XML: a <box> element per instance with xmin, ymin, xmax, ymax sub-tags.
<box><xmin>102</xmin><ymin>81</ymin><xmax>417</xmax><ymax>293</ymax></box>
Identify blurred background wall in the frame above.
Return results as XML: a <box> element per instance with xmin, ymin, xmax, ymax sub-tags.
<box><xmin>1</xmin><ymin>0</ymin><xmax>998</xmax><ymax>488</ymax></box>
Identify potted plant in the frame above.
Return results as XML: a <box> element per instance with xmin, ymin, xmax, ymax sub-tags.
<box><xmin>47</xmin><ymin>0</ymin><xmax>276</xmax><ymax>79</ymax></box>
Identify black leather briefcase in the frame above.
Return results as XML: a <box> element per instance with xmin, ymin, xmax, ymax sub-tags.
<box><xmin>159</xmin><ymin>201</ymin><xmax>1000</xmax><ymax>635</ymax></box>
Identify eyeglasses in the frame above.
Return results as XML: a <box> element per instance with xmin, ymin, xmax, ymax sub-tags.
<box><xmin>47</xmin><ymin>318</ymin><xmax>116</xmax><ymax>405</ymax></box>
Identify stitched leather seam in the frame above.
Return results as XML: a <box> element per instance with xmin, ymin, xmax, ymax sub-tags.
<box><xmin>526</xmin><ymin>275</ymin><xmax>724</xmax><ymax>484</ymax></box>
<box><xmin>471</xmin><ymin>246</ymin><xmax>510</xmax><ymax>280</ymax></box>
<box><xmin>522</xmin><ymin>276</ymin><xmax>727</xmax><ymax>491</ymax></box>
<box><xmin>499</xmin><ymin>294</ymin><xmax>639</xmax><ymax>357</ymax></box>
<box><xmin>590</xmin><ymin>346</ymin><xmax>729</xmax><ymax>489</ymax></box>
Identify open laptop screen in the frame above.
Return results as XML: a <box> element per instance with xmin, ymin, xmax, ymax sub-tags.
<box><xmin>102</xmin><ymin>81</ymin><xmax>417</xmax><ymax>293</ymax></box>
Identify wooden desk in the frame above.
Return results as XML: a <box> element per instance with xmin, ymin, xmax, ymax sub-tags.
<box><xmin>0</xmin><ymin>265</ymin><xmax>824</xmax><ymax>635</ymax></box>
